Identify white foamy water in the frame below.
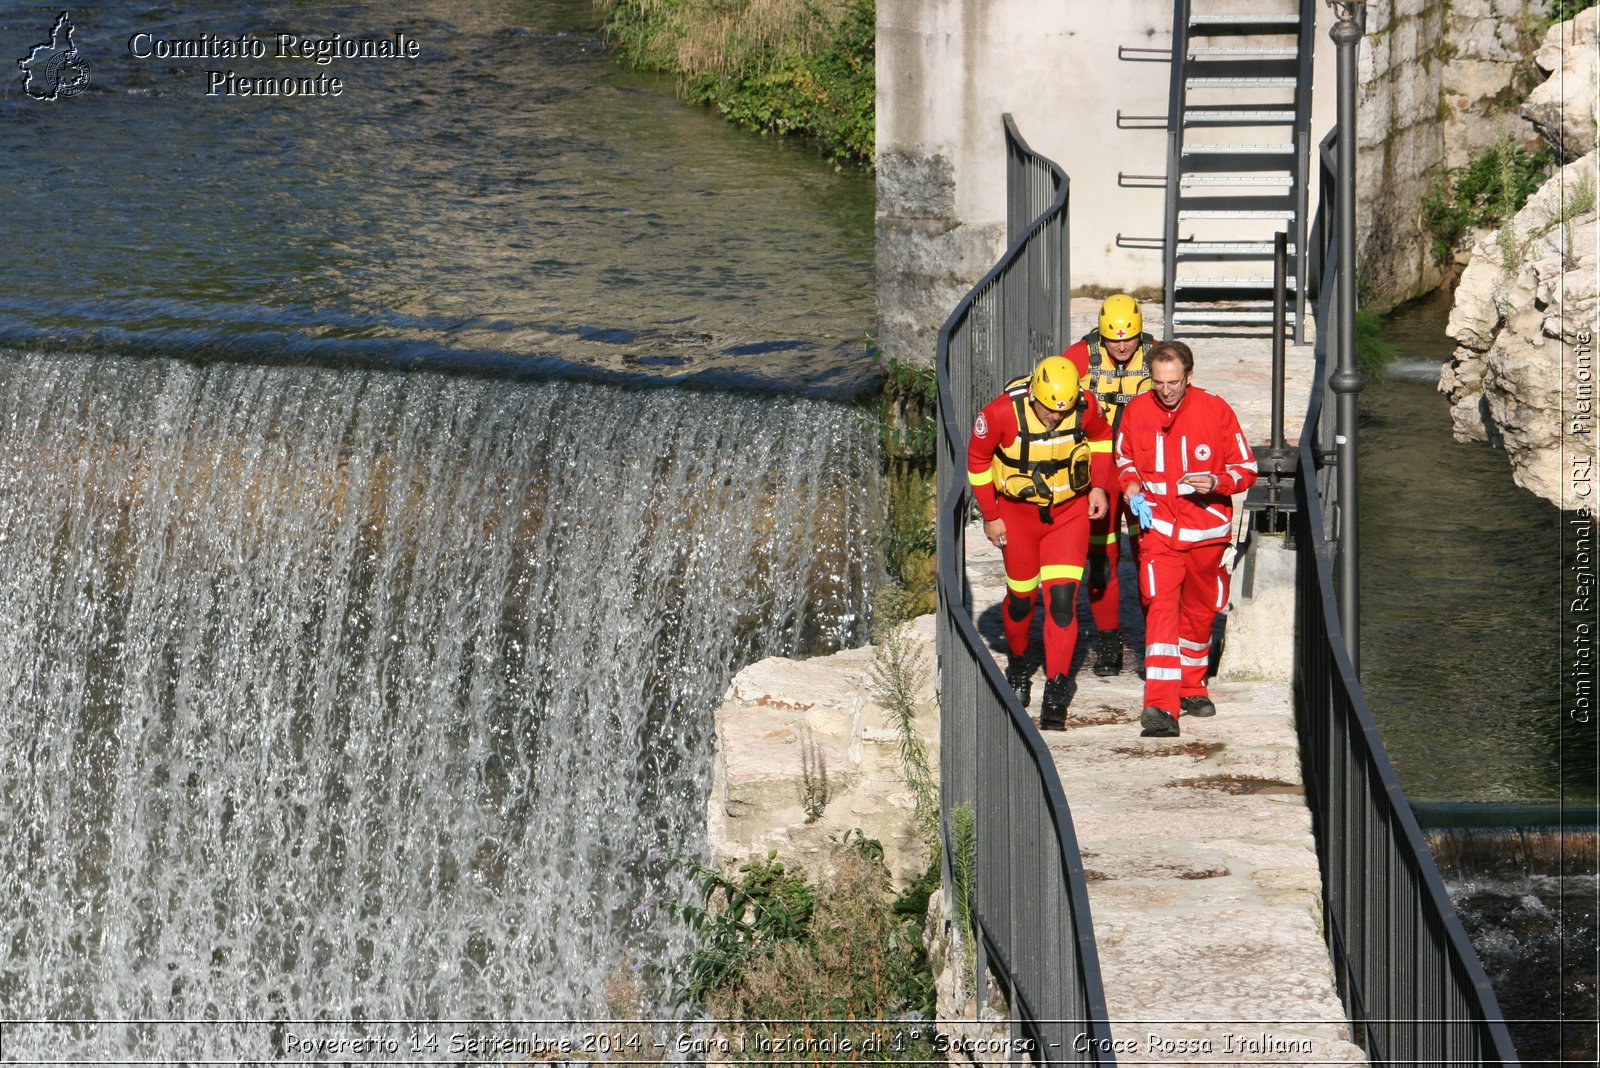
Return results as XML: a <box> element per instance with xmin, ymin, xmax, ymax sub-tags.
<box><xmin>0</xmin><ymin>349</ymin><xmax>877</xmax><ymax>1060</ymax></box>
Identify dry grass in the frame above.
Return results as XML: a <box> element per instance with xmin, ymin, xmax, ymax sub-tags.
<box><xmin>596</xmin><ymin>0</ymin><xmax>850</xmax><ymax>76</ymax></box>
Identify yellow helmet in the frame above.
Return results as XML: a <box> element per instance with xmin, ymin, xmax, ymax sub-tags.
<box><xmin>1029</xmin><ymin>356</ymin><xmax>1080</xmax><ymax>411</ymax></box>
<box><xmin>1099</xmin><ymin>294</ymin><xmax>1143</xmax><ymax>340</ymax></box>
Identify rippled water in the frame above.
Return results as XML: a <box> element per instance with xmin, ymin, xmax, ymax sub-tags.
<box><xmin>1359</xmin><ymin>293</ymin><xmax>1593</xmax><ymax>804</ymax></box>
<box><xmin>0</xmin><ymin>0</ymin><xmax>875</xmax><ymax>395</ymax></box>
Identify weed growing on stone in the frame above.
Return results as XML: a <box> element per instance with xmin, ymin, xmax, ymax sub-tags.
<box><xmin>1421</xmin><ymin>129</ymin><xmax>1553</xmax><ymax>263</ymax></box>
<box><xmin>871</xmin><ymin>590</ymin><xmax>938</xmax><ymax>844</ymax></box>
<box><xmin>798</xmin><ymin>722</ymin><xmax>832</xmax><ymax>823</ymax></box>
<box><xmin>951</xmin><ymin>803</ymin><xmax>977</xmax><ymax>989</ymax></box>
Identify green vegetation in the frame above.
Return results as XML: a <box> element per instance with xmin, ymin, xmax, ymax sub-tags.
<box><xmin>950</xmin><ymin>803</ymin><xmax>976</xmax><ymax>988</ymax></box>
<box><xmin>871</xmin><ymin>584</ymin><xmax>938</xmax><ymax>842</ymax></box>
<box><xmin>674</xmin><ymin>840</ymin><xmax>938</xmax><ymax>1060</ymax></box>
<box><xmin>1501</xmin><ymin>164</ymin><xmax>1597</xmax><ymax>275</ymax></box>
<box><xmin>1421</xmin><ymin>130</ymin><xmax>1553</xmax><ymax>263</ymax></box>
<box><xmin>876</xmin><ymin>354</ymin><xmax>939</xmax><ymax>615</ymax></box>
<box><xmin>1544</xmin><ymin>0</ymin><xmax>1597</xmax><ymax>28</ymax></box>
<box><xmin>1354</xmin><ymin>308</ymin><xmax>1398</xmax><ymax>382</ymax></box>
<box><xmin>595</xmin><ymin>0</ymin><xmax>876</xmax><ymax>167</ymax></box>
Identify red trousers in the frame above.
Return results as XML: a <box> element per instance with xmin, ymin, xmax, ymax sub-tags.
<box><xmin>1138</xmin><ymin>540</ymin><xmax>1228</xmax><ymax>715</ymax></box>
<box><xmin>1086</xmin><ymin>483</ymin><xmax>1139</xmax><ymax>632</ymax></box>
<box><xmin>995</xmin><ymin>492</ymin><xmax>1089</xmax><ymax>679</ymax></box>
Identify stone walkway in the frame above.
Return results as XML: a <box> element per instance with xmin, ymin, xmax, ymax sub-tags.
<box><xmin>960</xmin><ymin>303</ymin><xmax>1367</xmax><ymax>1064</ymax></box>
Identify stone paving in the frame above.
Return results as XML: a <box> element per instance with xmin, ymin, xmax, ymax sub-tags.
<box><xmin>958</xmin><ymin>301</ymin><xmax>1367</xmax><ymax>1064</ymax></box>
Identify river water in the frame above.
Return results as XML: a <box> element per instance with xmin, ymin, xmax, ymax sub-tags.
<box><xmin>1359</xmin><ymin>295</ymin><xmax>1597</xmax><ymax>1061</ymax></box>
<box><xmin>0</xmin><ymin>1</ymin><xmax>878</xmax><ymax>1059</ymax></box>
<box><xmin>1360</xmin><ymin>292</ymin><xmax>1594</xmax><ymax>806</ymax></box>
<box><xmin>2</xmin><ymin>0</ymin><xmax>875</xmax><ymax>396</ymax></box>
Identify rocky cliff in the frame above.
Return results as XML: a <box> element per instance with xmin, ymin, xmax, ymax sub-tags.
<box><xmin>1439</xmin><ymin>9</ymin><xmax>1599</xmax><ymax>511</ymax></box>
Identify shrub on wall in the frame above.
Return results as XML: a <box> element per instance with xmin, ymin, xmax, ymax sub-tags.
<box><xmin>596</xmin><ymin>0</ymin><xmax>875</xmax><ymax>167</ymax></box>
<box><xmin>1422</xmin><ymin>130</ymin><xmax>1554</xmax><ymax>263</ymax></box>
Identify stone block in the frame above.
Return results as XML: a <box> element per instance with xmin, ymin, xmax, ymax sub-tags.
<box><xmin>1217</xmin><ymin>535</ymin><xmax>1296</xmax><ymax>683</ymax></box>
<box><xmin>708</xmin><ymin>616</ymin><xmax>939</xmax><ymax>890</ymax></box>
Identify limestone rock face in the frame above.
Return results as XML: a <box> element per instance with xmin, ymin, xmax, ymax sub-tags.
<box><xmin>1440</xmin><ymin>153</ymin><xmax>1599</xmax><ymax>508</ymax></box>
<box><xmin>1438</xmin><ymin>9</ymin><xmax>1600</xmax><ymax>510</ymax></box>
<box><xmin>1523</xmin><ymin>7</ymin><xmax>1599</xmax><ymax>161</ymax></box>
<box><xmin>707</xmin><ymin>615</ymin><xmax>938</xmax><ymax>889</ymax></box>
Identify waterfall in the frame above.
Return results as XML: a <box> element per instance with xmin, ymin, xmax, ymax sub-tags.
<box><xmin>0</xmin><ymin>349</ymin><xmax>878</xmax><ymax>1059</ymax></box>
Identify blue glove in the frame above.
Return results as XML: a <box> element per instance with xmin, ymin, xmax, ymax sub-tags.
<box><xmin>1127</xmin><ymin>490</ymin><xmax>1154</xmax><ymax>527</ymax></box>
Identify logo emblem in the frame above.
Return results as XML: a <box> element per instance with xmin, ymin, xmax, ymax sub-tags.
<box><xmin>1195</xmin><ymin>444</ymin><xmax>1212</xmax><ymax>461</ymax></box>
<box><xmin>19</xmin><ymin>11</ymin><xmax>92</xmax><ymax>100</ymax></box>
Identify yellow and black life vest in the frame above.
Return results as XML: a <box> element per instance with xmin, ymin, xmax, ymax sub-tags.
<box><xmin>1084</xmin><ymin>330</ymin><xmax>1155</xmax><ymax>427</ymax></box>
<box><xmin>991</xmin><ymin>375</ymin><xmax>1093</xmax><ymax>510</ymax></box>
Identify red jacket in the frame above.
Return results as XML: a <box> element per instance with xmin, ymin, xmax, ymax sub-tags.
<box><xmin>1114</xmin><ymin>386</ymin><xmax>1258</xmax><ymax>548</ymax></box>
<box><xmin>967</xmin><ymin>385</ymin><xmax>1114</xmax><ymax>522</ymax></box>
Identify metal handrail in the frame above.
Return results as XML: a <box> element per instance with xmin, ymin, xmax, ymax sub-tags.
<box><xmin>1159</xmin><ymin>0</ymin><xmax>1192</xmax><ymax>337</ymax></box>
<box><xmin>1291</xmin><ymin>0</ymin><xmax>1316</xmax><ymax>340</ymax></box>
<box><xmin>936</xmin><ymin>115</ymin><xmax>1114</xmax><ymax>1064</ymax></box>
<box><xmin>1295</xmin><ymin>124</ymin><xmax>1522</xmax><ymax>1066</ymax></box>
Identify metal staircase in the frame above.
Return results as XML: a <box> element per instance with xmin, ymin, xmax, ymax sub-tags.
<box><xmin>1155</xmin><ymin>0</ymin><xmax>1316</xmax><ymax>340</ymax></box>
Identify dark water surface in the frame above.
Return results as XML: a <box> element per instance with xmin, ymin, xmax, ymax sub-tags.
<box><xmin>0</xmin><ymin>0</ymin><xmax>876</xmax><ymax>395</ymax></box>
<box><xmin>1360</xmin><ymin>292</ymin><xmax>1594</xmax><ymax>805</ymax></box>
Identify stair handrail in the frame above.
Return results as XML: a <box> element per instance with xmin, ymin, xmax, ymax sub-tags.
<box><xmin>1291</xmin><ymin>0</ymin><xmax>1317</xmax><ymax>341</ymax></box>
<box><xmin>1159</xmin><ymin>0</ymin><xmax>1193</xmax><ymax>337</ymax></box>
<box><xmin>935</xmin><ymin>114</ymin><xmax>1114</xmax><ymax>1064</ymax></box>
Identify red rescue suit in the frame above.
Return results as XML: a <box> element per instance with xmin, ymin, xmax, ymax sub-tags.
<box><xmin>1063</xmin><ymin>331</ymin><xmax>1154</xmax><ymax>632</ymax></box>
<box><xmin>967</xmin><ymin>382</ymin><xmax>1114</xmax><ymax>679</ymax></box>
<box><xmin>1114</xmin><ymin>387</ymin><xmax>1258</xmax><ymax>714</ymax></box>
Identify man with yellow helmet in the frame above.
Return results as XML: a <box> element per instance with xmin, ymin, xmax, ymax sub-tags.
<box><xmin>1061</xmin><ymin>293</ymin><xmax>1157</xmax><ymax>678</ymax></box>
<box><xmin>966</xmin><ymin>355</ymin><xmax>1114</xmax><ymax>728</ymax></box>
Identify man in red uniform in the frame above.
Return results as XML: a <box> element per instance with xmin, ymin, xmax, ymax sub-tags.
<box><xmin>1114</xmin><ymin>340</ymin><xmax>1257</xmax><ymax>737</ymax></box>
<box><xmin>967</xmin><ymin>356</ymin><xmax>1113</xmax><ymax>729</ymax></box>
<box><xmin>1061</xmin><ymin>294</ymin><xmax>1155</xmax><ymax>677</ymax></box>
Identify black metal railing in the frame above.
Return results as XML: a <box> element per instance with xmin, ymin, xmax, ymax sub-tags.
<box><xmin>935</xmin><ymin>115</ymin><xmax>1113</xmax><ymax>1064</ymax></box>
<box><xmin>1294</xmin><ymin>124</ymin><xmax>1521</xmax><ymax>1066</ymax></box>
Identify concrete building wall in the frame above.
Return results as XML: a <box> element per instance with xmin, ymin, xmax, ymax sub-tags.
<box><xmin>876</xmin><ymin>0</ymin><xmax>1177</xmax><ymax>368</ymax></box>
<box><xmin>875</xmin><ymin>0</ymin><xmax>1550</xmax><ymax>367</ymax></box>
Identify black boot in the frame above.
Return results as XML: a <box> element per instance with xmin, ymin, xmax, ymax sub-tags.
<box><xmin>1039</xmin><ymin>674</ymin><xmax>1071</xmax><ymax>730</ymax></box>
<box><xmin>1005</xmin><ymin>656</ymin><xmax>1032</xmax><ymax>708</ymax></box>
<box><xmin>1140</xmin><ymin>706</ymin><xmax>1180</xmax><ymax>737</ymax></box>
<box><xmin>1092</xmin><ymin>628</ymin><xmax>1123</xmax><ymax>677</ymax></box>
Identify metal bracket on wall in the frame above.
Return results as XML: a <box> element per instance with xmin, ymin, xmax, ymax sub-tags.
<box><xmin>1116</xmin><ymin>233</ymin><xmax>1184</xmax><ymax>250</ymax></box>
<box><xmin>1115</xmin><ymin>110</ymin><xmax>1167</xmax><ymax>129</ymax></box>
